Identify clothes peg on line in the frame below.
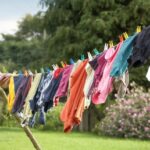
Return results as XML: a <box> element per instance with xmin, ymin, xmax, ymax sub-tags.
<box><xmin>119</xmin><ymin>35</ymin><xmax>124</xmax><ymax>42</ymax></box>
<box><xmin>69</xmin><ymin>58</ymin><xmax>75</xmax><ymax>64</ymax></box>
<box><xmin>123</xmin><ymin>32</ymin><xmax>128</xmax><ymax>40</ymax></box>
<box><xmin>80</xmin><ymin>54</ymin><xmax>85</xmax><ymax>60</ymax></box>
<box><xmin>93</xmin><ymin>48</ymin><xmax>100</xmax><ymax>55</ymax></box>
<box><xmin>136</xmin><ymin>26</ymin><xmax>141</xmax><ymax>33</ymax></box>
<box><xmin>109</xmin><ymin>40</ymin><xmax>114</xmax><ymax>48</ymax></box>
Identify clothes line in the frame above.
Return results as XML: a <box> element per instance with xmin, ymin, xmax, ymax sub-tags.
<box><xmin>0</xmin><ymin>25</ymin><xmax>150</xmax><ymax>133</ymax></box>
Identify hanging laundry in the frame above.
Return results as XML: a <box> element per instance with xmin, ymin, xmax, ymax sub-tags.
<box><xmin>29</xmin><ymin>73</ymin><xmax>48</xmax><ymax>126</ymax></box>
<box><xmin>13</xmin><ymin>74</ymin><xmax>24</xmax><ymax>93</ymax></box>
<box><xmin>128</xmin><ymin>25</ymin><xmax>150</xmax><ymax>67</ymax></box>
<box><xmin>43</xmin><ymin>68</ymin><xmax>64</xmax><ymax>112</ymax></box>
<box><xmin>23</xmin><ymin>73</ymin><xmax>42</xmax><ymax>121</ymax></box>
<box><xmin>83</xmin><ymin>52</ymin><xmax>94</xmax><ymax>109</ymax></box>
<box><xmin>92</xmin><ymin>42</ymin><xmax>123</xmax><ymax>104</ymax></box>
<box><xmin>67</xmin><ymin>60</ymin><xmax>82</xmax><ymax>97</ymax></box>
<box><xmin>110</xmin><ymin>34</ymin><xmax>138</xmax><ymax>77</ymax></box>
<box><xmin>7</xmin><ymin>76</ymin><xmax>15</xmax><ymax>112</ymax></box>
<box><xmin>88</xmin><ymin>51</ymin><xmax>107</xmax><ymax>102</ymax></box>
<box><xmin>54</xmin><ymin>65</ymin><xmax>73</xmax><ymax>106</ymax></box>
<box><xmin>60</xmin><ymin>59</ymin><xmax>88</xmax><ymax>132</ymax></box>
<box><xmin>113</xmin><ymin>70</ymin><xmax>129</xmax><ymax>98</ymax></box>
<box><xmin>12</xmin><ymin>75</ymin><xmax>32</xmax><ymax>113</ymax></box>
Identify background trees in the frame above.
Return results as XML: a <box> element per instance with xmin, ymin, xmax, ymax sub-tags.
<box><xmin>0</xmin><ymin>0</ymin><xmax>150</xmax><ymax>85</ymax></box>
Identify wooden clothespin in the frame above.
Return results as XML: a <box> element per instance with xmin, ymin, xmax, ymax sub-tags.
<box><xmin>136</xmin><ymin>26</ymin><xmax>141</xmax><ymax>33</ymax></box>
<box><xmin>119</xmin><ymin>35</ymin><xmax>124</xmax><ymax>42</ymax></box>
<box><xmin>24</xmin><ymin>70</ymin><xmax>28</xmax><ymax>77</ymax></box>
<box><xmin>123</xmin><ymin>32</ymin><xmax>128</xmax><ymax>40</ymax></box>
<box><xmin>109</xmin><ymin>40</ymin><xmax>113</xmax><ymax>48</ymax></box>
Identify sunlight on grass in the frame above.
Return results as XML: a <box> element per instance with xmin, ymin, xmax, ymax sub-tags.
<box><xmin>0</xmin><ymin>127</ymin><xmax>150</xmax><ymax>150</ymax></box>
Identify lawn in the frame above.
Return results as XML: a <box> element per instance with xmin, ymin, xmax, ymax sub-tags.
<box><xmin>0</xmin><ymin>127</ymin><xmax>150</xmax><ymax>150</ymax></box>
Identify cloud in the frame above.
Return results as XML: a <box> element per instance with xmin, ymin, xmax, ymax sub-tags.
<box><xmin>0</xmin><ymin>20</ymin><xmax>18</xmax><ymax>34</ymax></box>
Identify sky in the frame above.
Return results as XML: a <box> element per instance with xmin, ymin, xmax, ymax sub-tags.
<box><xmin>0</xmin><ymin>0</ymin><xmax>43</xmax><ymax>36</ymax></box>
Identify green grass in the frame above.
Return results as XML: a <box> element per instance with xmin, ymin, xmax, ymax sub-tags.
<box><xmin>0</xmin><ymin>127</ymin><xmax>150</xmax><ymax>150</ymax></box>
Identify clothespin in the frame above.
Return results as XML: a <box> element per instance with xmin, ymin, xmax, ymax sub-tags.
<box><xmin>136</xmin><ymin>26</ymin><xmax>141</xmax><ymax>33</ymax></box>
<box><xmin>18</xmin><ymin>70</ymin><xmax>23</xmax><ymax>75</ymax></box>
<box><xmin>93</xmin><ymin>48</ymin><xmax>100</xmax><ymax>55</ymax></box>
<box><xmin>40</xmin><ymin>67</ymin><xmax>45</xmax><ymax>73</ymax></box>
<box><xmin>12</xmin><ymin>71</ymin><xmax>17</xmax><ymax>76</ymax></box>
<box><xmin>123</xmin><ymin>32</ymin><xmax>128</xmax><ymax>39</ymax></box>
<box><xmin>55</xmin><ymin>64</ymin><xmax>59</xmax><ymax>69</ymax></box>
<box><xmin>28</xmin><ymin>69</ymin><xmax>33</xmax><ymax>76</ymax></box>
<box><xmin>60</xmin><ymin>61</ymin><xmax>65</xmax><ymax>68</ymax></box>
<box><xmin>69</xmin><ymin>58</ymin><xmax>75</xmax><ymax>64</ymax></box>
<box><xmin>119</xmin><ymin>35</ymin><xmax>124</xmax><ymax>42</ymax></box>
<box><xmin>52</xmin><ymin>64</ymin><xmax>58</xmax><ymax>70</ymax></box>
<box><xmin>80</xmin><ymin>54</ymin><xmax>85</xmax><ymax>60</ymax></box>
<box><xmin>87</xmin><ymin>52</ymin><xmax>93</xmax><ymax>61</ymax></box>
<box><xmin>64</xmin><ymin>61</ymin><xmax>68</xmax><ymax>66</ymax></box>
<box><xmin>104</xmin><ymin>43</ymin><xmax>108</xmax><ymax>51</ymax></box>
<box><xmin>35</xmin><ymin>70</ymin><xmax>38</xmax><ymax>74</ymax></box>
<box><xmin>109</xmin><ymin>40</ymin><xmax>114</xmax><ymax>48</ymax></box>
<box><xmin>45</xmin><ymin>67</ymin><xmax>50</xmax><ymax>73</ymax></box>
<box><xmin>24</xmin><ymin>70</ymin><xmax>28</xmax><ymax>77</ymax></box>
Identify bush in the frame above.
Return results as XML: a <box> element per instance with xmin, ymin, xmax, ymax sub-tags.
<box><xmin>36</xmin><ymin>103</ymin><xmax>64</xmax><ymax>131</ymax></box>
<box><xmin>95</xmin><ymin>82</ymin><xmax>150</xmax><ymax>139</ymax></box>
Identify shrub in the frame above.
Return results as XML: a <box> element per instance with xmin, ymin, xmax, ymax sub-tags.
<box><xmin>95</xmin><ymin>82</ymin><xmax>150</xmax><ymax>139</ymax></box>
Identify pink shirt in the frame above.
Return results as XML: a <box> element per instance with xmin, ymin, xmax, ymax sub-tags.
<box><xmin>92</xmin><ymin>42</ymin><xmax>123</xmax><ymax>104</ymax></box>
<box><xmin>54</xmin><ymin>65</ymin><xmax>73</xmax><ymax>99</ymax></box>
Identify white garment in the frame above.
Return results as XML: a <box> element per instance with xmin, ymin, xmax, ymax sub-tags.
<box><xmin>83</xmin><ymin>53</ymin><xmax>94</xmax><ymax>109</ymax></box>
<box><xmin>146</xmin><ymin>66</ymin><xmax>150</xmax><ymax>81</ymax></box>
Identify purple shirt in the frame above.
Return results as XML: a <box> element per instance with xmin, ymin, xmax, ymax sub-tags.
<box><xmin>88</xmin><ymin>52</ymin><xmax>107</xmax><ymax>97</ymax></box>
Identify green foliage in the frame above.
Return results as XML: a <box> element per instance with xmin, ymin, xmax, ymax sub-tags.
<box><xmin>95</xmin><ymin>82</ymin><xmax>150</xmax><ymax>139</ymax></box>
<box><xmin>37</xmin><ymin>103</ymin><xmax>64</xmax><ymax>131</ymax></box>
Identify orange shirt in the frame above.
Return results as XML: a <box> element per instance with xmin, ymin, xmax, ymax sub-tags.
<box><xmin>60</xmin><ymin>60</ymin><xmax>88</xmax><ymax>132</ymax></box>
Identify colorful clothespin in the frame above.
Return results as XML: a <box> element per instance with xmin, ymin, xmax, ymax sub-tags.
<box><xmin>136</xmin><ymin>26</ymin><xmax>141</xmax><ymax>33</ymax></box>
<box><xmin>40</xmin><ymin>67</ymin><xmax>45</xmax><ymax>73</ymax></box>
<box><xmin>104</xmin><ymin>43</ymin><xmax>108</xmax><ymax>51</ymax></box>
<box><xmin>80</xmin><ymin>54</ymin><xmax>85</xmax><ymax>60</ymax></box>
<box><xmin>119</xmin><ymin>35</ymin><xmax>124</xmax><ymax>42</ymax></box>
<box><xmin>109</xmin><ymin>40</ymin><xmax>114</xmax><ymax>48</ymax></box>
<box><xmin>60</xmin><ymin>61</ymin><xmax>65</xmax><ymax>68</ymax></box>
<box><xmin>123</xmin><ymin>32</ymin><xmax>128</xmax><ymax>40</ymax></box>
<box><xmin>93</xmin><ymin>48</ymin><xmax>100</xmax><ymax>55</ymax></box>
<box><xmin>69</xmin><ymin>58</ymin><xmax>75</xmax><ymax>64</ymax></box>
<box><xmin>45</xmin><ymin>67</ymin><xmax>50</xmax><ymax>73</ymax></box>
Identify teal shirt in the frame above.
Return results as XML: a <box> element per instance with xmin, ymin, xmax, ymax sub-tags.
<box><xmin>110</xmin><ymin>34</ymin><xmax>137</xmax><ymax>77</ymax></box>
